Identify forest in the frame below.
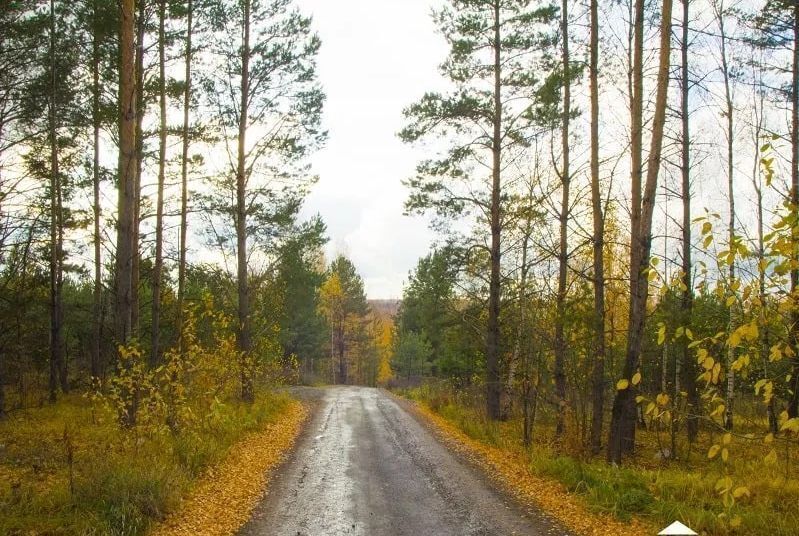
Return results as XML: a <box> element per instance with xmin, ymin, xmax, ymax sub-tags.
<box><xmin>393</xmin><ymin>0</ymin><xmax>799</xmax><ymax>533</ymax></box>
<box><xmin>1</xmin><ymin>0</ymin><xmax>799</xmax><ymax>534</ymax></box>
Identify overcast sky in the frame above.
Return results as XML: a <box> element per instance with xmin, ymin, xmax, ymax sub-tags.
<box><xmin>295</xmin><ymin>0</ymin><xmax>447</xmax><ymax>299</ymax></box>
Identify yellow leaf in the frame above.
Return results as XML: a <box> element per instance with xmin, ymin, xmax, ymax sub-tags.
<box><xmin>722</xmin><ymin>433</ymin><xmax>732</xmax><ymax>445</ymax></box>
<box><xmin>780</xmin><ymin>417</ymin><xmax>799</xmax><ymax>433</ymax></box>
<box><xmin>616</xmin><ymin>379</ymin><xmax>629</xmax><ymax>390</ymax></box>
<box><xmin>708</xmin><ymin>444</ymin><xmax>720</xmax><ymax>459</ymax></box>
<box><xmin>712</xmin><ymin>362</ymin><xmax>722</xmax><ymax>384</ymax></box>
<box><xmin>764</xmin><ymin>433</ymin><xmax>774</xmax><ymax>444</ymax></box>
<box><xmin>755</xmin><ymin>378</ymin><xmax>767</xmax><ymax>395</ymax></box>
<box><xmin>729</xmin><ymin>331</ymin><xmax>741</xmax><ymax>348</ymax></box>
<box><xmin>764</xmin><ymin>449</ymin><xmax>778</xmax><ymax>465</ymax></box>
<box><xmin>722</xmin><ymin>448</ymin><xmax>729</xmax><ymax>462</ymax></box>
<box><xmin>733</xmin><ymin>486</ymin><xmax>750</xmax><ymax>499</ymax></box>
<box><xmin>632</xmin><ymin>372</ymin><xmax>642</xmax><ymax>386</ymax></box>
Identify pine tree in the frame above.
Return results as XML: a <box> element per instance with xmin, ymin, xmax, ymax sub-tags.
<box><xmin>401</xmin><ymin>0</ymin><xmax>558</xmax><ymax>420</ymax></box>
<box><xmin>203</xmin><ymin>0</ymin><xmax>324</xmax><ymax>400</ymax></box>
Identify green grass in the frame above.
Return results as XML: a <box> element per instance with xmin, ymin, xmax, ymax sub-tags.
<box><xmin>401</xmin><ymin>384</ymin><xmax>799</xmax><ymax>536</ymax></box>
<box><xmin>0</xmin><ymin>390</ymin><xmax>293</xmax><ymax>535</ymax></box>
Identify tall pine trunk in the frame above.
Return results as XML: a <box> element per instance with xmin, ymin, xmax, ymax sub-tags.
<box><xmin>115</xmin><ymin>0</ymin><xmax>137</xmax><ymax>347</ymax></box>
<box><xmin>788</xmin><ymin>1</ymin><xmax>799</xmax><ymax>419</ymax></box>
<box><xmin>608</xmin><ymin>0</ymin><xmax>644</xmax><ymax>463</ymax></box>
<box><xmin>588</xmin><ymin>0</ymin><xmax>606</xmax><ymax>454</ymax></box>
<box><xmin>680</xmin><ymin>0</ymin><xmax>699</xmax><ymax>443</ymax></box>
<box><xmin>48</xmin><ymin>0</ymin><xmax>66</xmax><ymax>402</ymax></box>
<box><xmin>554</xmin><ymin>0</ymin><xmax>571</xmax><ymax>439</ymax></box>
<box><xmin>608</xmin><ymin>0</ymin><xmax>673</xmax><ymax>464</ymax></box>
<box><xmin>151</xmin><ymin>0</ymin><xmax>167</xmax><ymax>367</ymax></box>
<box><xmin>236</xmin><ymin>0</ymin><xmax>254</xmax><ymax>402</ymax></box>
<box><xmin>486</xmin><ymin>0</ymin><xmax>502</xmax><ymax>420</ymax></box>
<box><xmin>91</xmin><ymin>0</ymin><xmax>103</xmax><ymax>380</ymax></box>
<box><xmin>131</xmin><ymin>0</ymin><xmax>146</xmax><ymax>337</ymax></box>
<box><xmin>177</xmin><ymin>0</ymin><xmax>193</xmax><ymax>347</ymax></box>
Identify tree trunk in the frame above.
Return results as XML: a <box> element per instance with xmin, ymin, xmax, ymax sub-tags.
<box><xmin>115</xmin><ymin>0</ymin><xmax>137</xmax><ymax>346</ymax></box>
<box><xmin>0</xmin><ymin>352</ymin><xmax>4</xmax><ymax>417</ymax></box>
<box><xmin>338</xmin><ymin>316</ymin><xmax>346</xmax><ymax>384</ymax></box>
<box><xmin>91</xmin><ymin>0</ymin><xmax>103</xmax><ymax>380</ymax></box>
<box><xmin>788</xmin><ymin>0</ymin><xmax>799</xmax><ymax>419</ymax></box>
<box><xmin>608</xmin><ymin>0</ymin><xmax>673</xmax><ymax>464</ymax></box>
<box><xmin>501</xmin><ymin>212</ymin><xmax>531</xmax><ymax>420</ymax></box>
<box><xmin>151</xmin><ymin>0</ymin><xmax>167</xmax><ymax>367</ymax></box>
<box><xmin>680</xmin><ymin>0</ymin><xmax>699</xmax><ymax>443</ymax></box>
<box><xmin>131</xmin><ymin>0</ymin><xmax>146</xmax><ymax>337</ymax></box>
<box><xmin>237</xmin><ymin>0</ymin><xmax>254</xmax><ymax>402</ymax></box>
<box><xmin>486</xmin><ymin>0</ymin><xmax>502</xmax><ymax>420</ymax></box>
<box><xmin>177</xmin><ymin>0</ymin><xmax>193</xmax><ymax>348</ymax></box>
<box><xmin>716</xmin><ymin>1</ymin><xmax>736</xmax><ymax>430</ymax></box>
<box><xmin>588</xmin><ymin>0</ymin><xmax>606</xmax><ymax>455</ymax></box>
<box><xmin>554</xmin><ymin>0</ymin><xmax>571</xmax><ymax>439</ymax></box>
<box><xmin>48</xmin><ymin>0</ymin><xmax>66</xmax><ymax>403</ymax></box>
<box><xmin>608</xmin><ymin>0</ymin><xmax>644</xmax><ymax>463</ymax></box>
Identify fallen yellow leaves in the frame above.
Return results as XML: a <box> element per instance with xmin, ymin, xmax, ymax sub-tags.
<box><xmin>150</xmin><ymin>401</ymin><xmax>308</xmax><ymax>536</ymax></box>
<box><xmin>411</xmin><ymin>402</ymin><xmax>653</xmax><ymax>536</ymax></box>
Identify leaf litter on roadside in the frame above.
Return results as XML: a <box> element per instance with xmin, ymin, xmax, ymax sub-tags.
<box><xmin>411</xmin><ymin>402</ymin><xmax>653</xmax><ymax>536</ymax></box>
<box><xmin>150</xmin><ymin>401</ymin><xmax>308</xmax><ymax>536</ymax></box>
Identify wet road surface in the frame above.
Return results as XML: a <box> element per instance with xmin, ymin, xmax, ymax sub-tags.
<box><xmin>240</xmin><ymin>386</ymin><xmax>570</xmax><ymax>536</ymax></box>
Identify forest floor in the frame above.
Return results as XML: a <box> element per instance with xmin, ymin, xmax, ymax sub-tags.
<box><xmin>400</xmin><ymin>385</ymin><xmax>799</xmax><ymax>536</ymax></box>
<box><xmin>0</xmin><ymin>389</ymin><xmax>305</xmax><ymax>535</ymax></box>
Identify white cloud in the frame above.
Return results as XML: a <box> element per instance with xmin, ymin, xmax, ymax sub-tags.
<box><xmin>296</xmin><ymin>0</ymin><xmax>447</xmax><ymax>297</ymax></box>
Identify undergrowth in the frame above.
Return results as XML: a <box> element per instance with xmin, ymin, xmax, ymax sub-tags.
<box><xmin>401</xmin><ymin>384</ymin><xmax>799</xmax><ymax>536</ymax></box>
<box><xmin>0</xmin><ymin>390</ymin><xmax>292</xmax><ymax>535</ymax></box>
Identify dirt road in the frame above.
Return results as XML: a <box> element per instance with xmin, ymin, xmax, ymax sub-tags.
<box><xmin>240</xmin><ymin>386</ymin><xmax>570</xmax><ymax>536</ymax></box>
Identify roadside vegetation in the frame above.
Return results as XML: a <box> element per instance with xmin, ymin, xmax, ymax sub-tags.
<box><xmin>402</xmin><ymin>383</ymin><xmax>799</xmax><ymax>535</ymax></box>
<box><xmin>0</xmin><ymin>386</ymin><xmax>297</xmax><ymax>535</ymax></box>
<box><xmin>0</xmin><ymin>2</ymin><xmax>394</xmax><ymax>534</ymax></box>
<box><xmin>390</xmin><ymin>0</ymin><xmax>799</xmax><ymax>534</ymax></box>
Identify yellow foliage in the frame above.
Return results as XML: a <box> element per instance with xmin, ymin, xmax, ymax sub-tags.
<box><xmin>411</xmin><ymin>402</ymin><xmax>653</xmax><ymax>536</ymax></box>
<box><xmin>376</xmin><ymin>320</ymin><xmax>394</xmax><ymax>385</ymax></box>
<box><xmin>151</xmin><ymin>402</ymin><xmax>308</xmax><ymax>536</ymax></box>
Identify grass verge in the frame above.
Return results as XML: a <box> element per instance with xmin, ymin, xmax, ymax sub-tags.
<box><xmin>0</xmin><ymin>390</ymin><xmax>304</xmax><ymax>535</ymax></box>
<box><xmin>150</xmin><ymin>400</ymin><xmax>307</xmax><ymax>536</ymax></box>
<box><xmin>401</xmin><ymin>387</ymin><xmax>799</xmax><ymax>536</ymax></box>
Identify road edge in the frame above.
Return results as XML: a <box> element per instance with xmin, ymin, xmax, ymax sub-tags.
<box><xmin>390</xmin><ymin>391</ymin><xmax>653</xmax><ymax>536</ymax></box>
<box><xmin>150</xmin><ymin>398</ymin><xmax>311</xmax><ymax>536</ymax></box>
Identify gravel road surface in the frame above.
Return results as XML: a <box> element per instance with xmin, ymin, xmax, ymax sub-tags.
<box><xmin>240</xmin><ymin>386</ymin><xmax>570</xmax><ymax>536</ymax></box>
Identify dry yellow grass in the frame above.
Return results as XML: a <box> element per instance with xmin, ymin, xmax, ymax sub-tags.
<box><xmin>410</xmin><ymin>401</ymin><xmax>654</xmax><ymax>536</ymax></box>
<box><xmin>150</xmin><ymin>401</ymin><xmax>308</xmax><ymax>536</ymax></box>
